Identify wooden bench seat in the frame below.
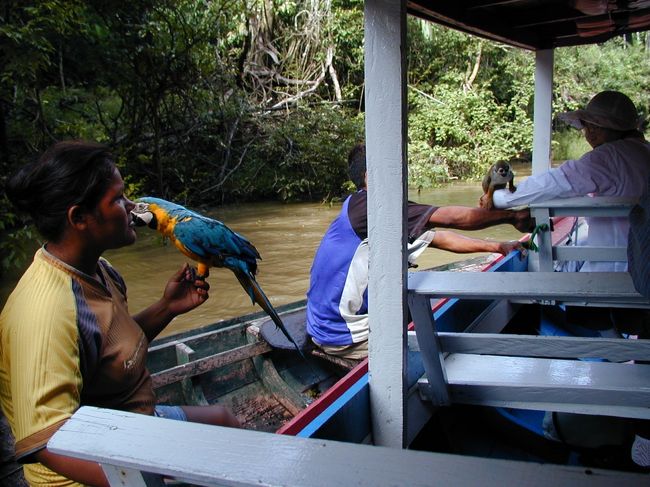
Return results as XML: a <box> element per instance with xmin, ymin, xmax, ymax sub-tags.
<box><xmin>407</xmin><ymin>331</ymin><xmax>650</xmax><ymax>362</ymax></box>
<box><xmin>415</xmin><ymin>352</ymin><xmax>650</xmax><ymax>419</ymax></box>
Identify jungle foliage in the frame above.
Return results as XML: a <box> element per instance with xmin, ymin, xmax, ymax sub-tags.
<box><xmin>1</xmin><ymin>0</ymin><xmax>650</xmax><ymax>273</ymax></box>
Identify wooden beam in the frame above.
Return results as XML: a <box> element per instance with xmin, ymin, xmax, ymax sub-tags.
<box><xmin>175</xmin><ymin>343</ymin><xmax>208</xmax><ymax>405</ymax></box>
<box><xmin>151</xmin><ymin>341</ymin><xmax>271</xmax><ymax>388</ymax></box>
<box><xmin>532</xmin><ymin>49</ymin><xmax>553</xmax><ymax>176</ymax></box>
<box><xmin>422</xmin><ymin>353</ymin><xmax>650</xmax><ymax>419</ymax></box>
<box><xmin>365</xmin><ymin>0</ymin><xmax>409</xmax><ymax>448</ymax></box>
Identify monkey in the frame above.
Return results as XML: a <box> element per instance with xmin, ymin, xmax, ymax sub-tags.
<box><xmin>481</xmin><ymin>161</ymin><xmax>516</xmax><ymax>210</ymax></box>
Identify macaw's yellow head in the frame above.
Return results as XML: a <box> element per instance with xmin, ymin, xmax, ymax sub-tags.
<box><xmin>131</xmin><ymin>197</ymin><xmax>183</xmax><ymax>238</ymax></box>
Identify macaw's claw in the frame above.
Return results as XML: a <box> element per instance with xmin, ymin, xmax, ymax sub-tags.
<box><xmin>185</xmin><ymin>265</ymin><xmax>208</xmax><ymax>282</ymax></box>
<box><xmin>187</xmin><ymin>266</ymin><xmax>206</xmax><ymax>282</ymax></box>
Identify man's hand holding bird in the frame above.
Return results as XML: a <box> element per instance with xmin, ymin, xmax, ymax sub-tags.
<box><xmin>162</xmin><ymin>262</ymin><xmax>211</xmax><ymax>315</ymax></box>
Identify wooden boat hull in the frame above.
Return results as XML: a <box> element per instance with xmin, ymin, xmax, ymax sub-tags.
<box><xmin>280</xmin><ymin>212</ymin><xmax>576</xmax><ymax>436</ymax></box>
<box><xmin>147</xmin><ymin>301</ymin><xmax>355</xmax><ymax>432</ymax></box>
<box><xmin>278</xmin><ymin>250</ymin><xmax>526</xmax><ymax>441</ymax></box>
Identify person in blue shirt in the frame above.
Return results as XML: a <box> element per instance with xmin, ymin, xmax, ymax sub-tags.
<box><xmin>306</xmin><ymin>143</ymin><xmax>532</xmax><ymax>359</ymax></box>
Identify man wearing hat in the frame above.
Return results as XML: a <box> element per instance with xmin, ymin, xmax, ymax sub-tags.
<box><xmin>483</xmin><ymin>92</ymin><xmax>650</xmax><ymax>468</ymax></box>
<box><xmin>482</xmin><ymin>90</ymin><xmax>650</xmax><ymax>273</ymax></box>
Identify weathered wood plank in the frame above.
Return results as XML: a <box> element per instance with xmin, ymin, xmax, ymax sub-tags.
<box><xmin>247</xmin><ymin>331</ymin><xmax>307</xmax><ymax>416</ymax></box>
<box><xmin>148</xmin><ymin>302</ymin><xmax>307</xmax><ymax>353</ymax></box>
<box><xmin>309</xmin><ymin>349</ymin><xmax>358</xmax><ymax>370</ymax></box>
<box><xmin>147</xmin><ymin>305</ymin><xmax>308</xmax><ymax>373</ymax></box>
<box><xmin>408</xmin><ymin>332</ymin><xmax>650</xmax><ymax>362</ymax></box>
<box><xmin>151</xmin><ymin>341</ymin><xmax>271</xmax><ymax>388</ymax></box>
<box><xmin>408</xmin><ymin>293</ymin><xmax>449</xmax><ymax>406</ymax></box>
<box><xmin>49</xmin><ymin>407</ymin><xmax>648</xmax><ymax>487</ymax></box>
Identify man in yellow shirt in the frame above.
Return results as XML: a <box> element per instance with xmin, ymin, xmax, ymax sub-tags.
<box><xmin>1</xmin><ymin>140</ymin><xmax>239</xmax><ymax>486</ymax></box>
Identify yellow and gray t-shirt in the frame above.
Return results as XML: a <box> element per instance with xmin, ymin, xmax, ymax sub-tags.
<box><xmin>0</xmin><ymin>248</ymin><xmax>155</xmax><ymax>486</ymax></box>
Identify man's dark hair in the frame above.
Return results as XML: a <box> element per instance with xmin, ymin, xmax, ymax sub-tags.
<box><xmin>348</xmin><ymin>143</ymin><xmax>367</xmax><ymax>189</ymax></box>
<box><xmin>6</xmin><ymin>140</ymin><xmax>116</xmax><ymax>242</ymax></box>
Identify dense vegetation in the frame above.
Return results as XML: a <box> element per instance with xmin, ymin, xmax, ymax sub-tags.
<box><xmin>1</xmin><ymin>0</ymin><xmax>649</xmax><ymax>273</ymax></box>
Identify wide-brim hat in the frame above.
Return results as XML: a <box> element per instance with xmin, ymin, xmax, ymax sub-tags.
<box><xmin>558</xmin><ymin>90</ymin><xmax>640</xmax><ymax>131</ymax></box>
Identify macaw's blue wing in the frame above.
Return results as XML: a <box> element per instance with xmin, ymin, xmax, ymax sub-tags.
<box><xmin>173</xmin><ymin>215</ymin><xmax>260</xmax><ymax>277</ymax></box>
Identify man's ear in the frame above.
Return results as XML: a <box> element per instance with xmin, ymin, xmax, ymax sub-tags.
<box><xmin>67</xmin><ymin>205</ymin><xmax>88</xmax><ymax>230</ymax></box>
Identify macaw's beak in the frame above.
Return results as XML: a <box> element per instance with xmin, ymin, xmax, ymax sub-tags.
<box><xmin>131</xmin><ymin>202</ymin><xmax>156</xmax><ymax>228</ymax></box>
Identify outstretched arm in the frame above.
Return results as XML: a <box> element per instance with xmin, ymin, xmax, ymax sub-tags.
<box><xmin>429</xmin><ymin>206</ymin><xmax>533</xmax><ymax>233</ymax></box>
<box><xmin>485</xmin><ymin>167</ymin><xmax>578</xmax><ymax>209</ymax></box>
<box><xmin>133</xmin><ymin>263</ymin><xmax>210</xmax><ymax>341</ymax></box>
<box><xmin>431</xmin><ymin>230</ymin><xmax>524</xmax><ymax>256</ymax></box>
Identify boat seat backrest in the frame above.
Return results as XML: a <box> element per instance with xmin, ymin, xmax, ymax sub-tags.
<box><xmin>528</xmin><ymin>196</ymin><xmax>637</xmax><ymax>272</ymax></box>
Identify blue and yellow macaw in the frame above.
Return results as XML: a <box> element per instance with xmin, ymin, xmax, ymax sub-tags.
<box><xmin>131</xmin><ymin>197</ymin><xmax>303</xmax><ymax>356</ymax></box>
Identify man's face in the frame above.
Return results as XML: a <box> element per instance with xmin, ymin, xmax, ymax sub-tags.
<box><xmin>84</xmin><ymin>167</ymin><xmax>137</xmax><ymax>251</ymax></box>
<box><xmin>582</xmin><ymin>121</ymin><xmax>607</xmax><ymax>148</ymax></box>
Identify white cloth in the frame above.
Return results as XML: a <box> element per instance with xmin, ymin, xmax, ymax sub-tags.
<box><xmin>493</xmin><ymin>137</ymin><xmax>650</xmax><ymax>272</ymax></box>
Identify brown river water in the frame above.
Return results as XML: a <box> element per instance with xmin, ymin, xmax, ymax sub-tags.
<box><xmin>1</xmin><ymin>165</ymin><xmax>531</xmax><ymax>338</ymax></box>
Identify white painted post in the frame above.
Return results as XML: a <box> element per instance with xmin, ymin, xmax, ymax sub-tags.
<box><xmin>532</xmin><ymin>49</ymin><xmax>554</xmax><ymax>176</ymax></box>
<box><xmin>529</xmin><ymin>49</ymin><xmax>554</xmax><ymax>271</ymax></box>
<box><xmin>364</xmin><ymin>0</ymin><xmax>408</xmax><ymax>448</ymax></box>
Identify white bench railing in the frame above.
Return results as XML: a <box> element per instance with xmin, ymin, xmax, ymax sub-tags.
<box><xmin>48</xmin><ymin>406</ymin><xmax>648</xmax><ymax>487</ymax></box>
<box><xmin>529</xmin><ymin>196</ymin><xmax>637</xmax><ymax>271</ymax></box>
<box><xmin>407</xmin><ymin>196</ymin><xmax>650</xmax><ymax>420</ymax></box>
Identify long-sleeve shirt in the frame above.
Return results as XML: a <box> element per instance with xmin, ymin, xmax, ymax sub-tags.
<box><xmin>493</xmin><ymin>137</ymin><xmax>650</xmax><ymax>272</ymax></box>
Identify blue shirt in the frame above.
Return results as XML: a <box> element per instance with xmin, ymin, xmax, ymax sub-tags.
<box><xmin>306</xmin><ymin>190</ymin><xmax>435</xmax><ymax>346</ymax></box>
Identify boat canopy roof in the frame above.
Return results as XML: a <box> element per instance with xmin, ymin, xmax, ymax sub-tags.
<box><xmin>407</xmin><ymin>0</ymin><xmax>650</xmax><ymax>50</ymax></box>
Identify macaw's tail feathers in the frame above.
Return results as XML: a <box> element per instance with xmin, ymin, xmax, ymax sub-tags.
<box><xmin>233</xmin><ymin>269</ymin><xmax>306</xmax><ymax>360</ymax></box>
